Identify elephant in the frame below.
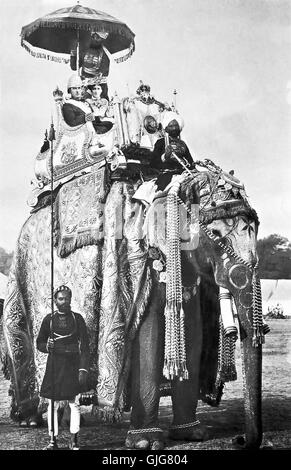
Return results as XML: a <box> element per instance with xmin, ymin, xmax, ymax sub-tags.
<box><xmin>0</xmin><ymin>158</ymin><xmax>265</xmax><ymax>450</ymax></box>
<box><xmin>123</xmin><ymin>163</ymin><xmax>266</xmax><ymax>450</ymax></box>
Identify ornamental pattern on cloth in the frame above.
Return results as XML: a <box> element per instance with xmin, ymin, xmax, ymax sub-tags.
<box><xmin>2</xmin><ymin>177</ymin><xmax>152</xmax><ymax>423</ymax></box>
<box><xmin>54</xmin><ymin>168</ymin><xmax>108</xmax><ymax>257</ymax></box>
<box><xmin>2</xmin><ymin>206</ymin><xmax>101</xmax><ymax>419</ymax></box>
<box><xmin>95</xmin><ymin>181</ymin><xmax>151</xmax><ymax>418</ymax></box>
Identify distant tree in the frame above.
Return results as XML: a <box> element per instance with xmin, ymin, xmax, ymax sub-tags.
<box><xmin>257</xmin><ymin>234</ymin><xmax>291</xmax><ymax>279</ymax></box>
<box><xmin>0</xmin><ymin>247</ymin><xmax>14</xmax><ymax>276</ymax></box>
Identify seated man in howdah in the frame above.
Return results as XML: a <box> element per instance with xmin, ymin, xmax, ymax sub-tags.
<box><xmin>132</xmin><ymin>112</ymin><xmax>194</xmax><ymax>205</ymax></box>
<box><xmin>62</xmin><ymin>74</ymin><xmax>113</xmax><ymax>135</ymax></box>
<box><xmin>151</xmin><ymin>112</ymin><xmax>194</xmax><ymax>190</ymax></box>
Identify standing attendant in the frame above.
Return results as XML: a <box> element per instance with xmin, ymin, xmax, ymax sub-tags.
<box><xmin>36</xmin><ymin>285</ymin><xmax>90</xmax><ymax>450</ymax></box>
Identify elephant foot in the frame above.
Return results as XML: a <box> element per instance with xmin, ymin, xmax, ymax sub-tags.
<box><xmin>232</xmin><ymin>435</ymin><xmax>246</xmax><ymax>448</ymax></box>
<box><xmin>125</xmin><ymin>428</ymin><xmax>165</xmax><ymax>450</ymax></box>
<box><xmin>169</xmin><ymin>420</ymin><xmax>209</xmax><ymax>442</ymax></box>
<box><xmin>232</xmin><ymin>435</ymin><xmax>262</xmax><ymax>450</ymax></box>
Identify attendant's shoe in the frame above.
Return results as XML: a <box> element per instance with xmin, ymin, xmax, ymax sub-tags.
<box><xmin>28</xmin><ymin>416</ymin><xmax>38</xmax><ymax>428</ymax></box>
<box><xmin>46</xmin><ymin>437</ymin><xmax>58</xmax><ymax>450</ymax></box>
<box><xmin>19</xmin><ymin>420</ymin><xmax>28</xmax><ymax>427</ymax></box>
<box><xmin>69</xmin><ymin>433</ymin><xmax>80</xmax><ymax>450</ymax></box>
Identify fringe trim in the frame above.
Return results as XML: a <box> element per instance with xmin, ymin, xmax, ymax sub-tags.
<box><xmin>113</xmin><ymin>45</ymin><xmax>135</xmax><ymax>63</ymax></box>
<box><xmin>21</xmin><ymin>40</ymin><xmax>70</xmax><ymax>63</ymax></box>
<box><xmin>53</xmin><ymin>170</ymin><xmax>109</xmax><ymax>258</ymax></box>
<box><xmin>22</xmin><ymin>39</ymin><xmax>134</xmax><ymax>65</ymax></box>
<box><xmin>200</xmin><ymin>201</ymin><xmax>259</xmax><ymax>226</ymax></box>
<box><xmin>252</xmin><ymin>271</ymin><xmax>265</xmax><ymax>347</ymax></box>
<box><xmin>91</xmin><ymin>405</ymin><xmax>122</xmax><ymax>423</ymax></box>
<box><xmin>57</xmin><ymin>232</ymin><xmax>103</xmax><ymax>258</ymax></box>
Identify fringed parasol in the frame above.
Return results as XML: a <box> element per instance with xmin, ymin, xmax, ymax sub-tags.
<box><xmin>20</xmin><ymin>3</ymin><xmax>135</xmax><ymax>65</ymax></box>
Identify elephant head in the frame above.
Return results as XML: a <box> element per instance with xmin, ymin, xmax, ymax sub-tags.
<box><xmin>190</xmin><ymin>167</ymin><xmax>264</xmax><ymax>449</ymax></box>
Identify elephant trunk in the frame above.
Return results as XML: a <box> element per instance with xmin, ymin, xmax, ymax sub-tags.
<box><xmin>240</xmin><ymin>314</ymin><xmax>262</xmax><ymax>448</ymax></box>
<box><xmin>231</xmin><ymin>277</ymin><xmax>263</xmax><ymax>449</ymax></box>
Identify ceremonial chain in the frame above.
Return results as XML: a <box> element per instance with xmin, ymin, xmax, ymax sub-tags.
<box><xmin>128</xmin><ymin>427</ymin><xmax>163</xmax><ymax>434</ymax></box>
<box><xmin>170</xmin><ymin>420</ymin><xmax>200</xmax><ymax>430</ymax></box>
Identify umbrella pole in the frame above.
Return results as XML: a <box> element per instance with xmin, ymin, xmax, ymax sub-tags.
<box><xmin>77</xmin><ymin>30</ymin><xmax>80</xmax><ymax>75</ymax></box>
<box><xmin>49</xmin><ymin>120</ymin><xmax>56</xmax><ymax>448</ymax></box>
<box><xmin>173</xmin><ymin>89</ymin><xmax>177</xmax><ymax>110</ymax></box>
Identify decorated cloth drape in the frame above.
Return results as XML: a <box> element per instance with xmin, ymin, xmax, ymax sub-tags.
<box><xmin>1</xmin><ymin>178</ymin><xmax>150</xmax><ymax>421</ymax></box>
<box><xmin>1</xmin><ymin>206</ymin><xmax>102</xmax><ymax>419</ymax></box>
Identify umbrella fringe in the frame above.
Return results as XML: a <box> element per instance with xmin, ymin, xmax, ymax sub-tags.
<box><xmin>21</xmin><ymin>38</ymin><xmax>134</xmax><ymax>65</ymax></box>
<box><xmin>113</xmin><ymin>46</ymin><xmax>134</xmax><ymax>63</ymax></box>
<box><xmin>21</xmin><ymin>39</ymin><xmax>70</xmax><ymax>63</ymax></box>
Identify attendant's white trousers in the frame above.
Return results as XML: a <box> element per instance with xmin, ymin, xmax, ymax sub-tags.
<box><xmin>48</xmin><ymin>396</ymin><xmax>80</xmax><ymax>436</ymax></box>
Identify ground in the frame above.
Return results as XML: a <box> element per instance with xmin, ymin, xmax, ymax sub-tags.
<box><xmin>0</xmin><ymin>319</ymin><xmax>290</xmax><ymax>451</ymax></box>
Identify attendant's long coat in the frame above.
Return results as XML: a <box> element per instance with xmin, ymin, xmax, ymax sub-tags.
<box><xmin>36</xmin><ymin>311</ymin><xmax>90</xmax><ymax>400</ymax></box>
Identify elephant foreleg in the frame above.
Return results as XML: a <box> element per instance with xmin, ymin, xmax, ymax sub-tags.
<box><xmin>126</xmin><ymin>281</ymin><xmax>165</xmax><ymax>450</ymax></box>
<box><xmin>169</xmin><ymin>293</ymin><xmax>209</xmax><ymax>441</ymax></box>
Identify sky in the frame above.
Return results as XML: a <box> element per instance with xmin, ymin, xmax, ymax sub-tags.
<box><xmin>0</xmin><ymin>0</ymin><xmax>291</xmax><ymax>252</ymax></box>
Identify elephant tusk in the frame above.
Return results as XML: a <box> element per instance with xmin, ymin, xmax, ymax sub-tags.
<box><xmin>219</xmin><ymin>287</ymin><xmax>238</xmax><ymax>339</ymax></box>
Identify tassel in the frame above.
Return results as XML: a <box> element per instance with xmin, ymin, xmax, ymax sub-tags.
<box><xmin>252</xmin><ymin>270</ymin><xmax>265</xmax><ymax>347</ymax></box>
<box><xmin>91</xmin><ymin>405</ymin><xmax>122</xmax><ymax>423</ymax></box>
<box><xmin>163</xmin><ymin>183</ymin><xmax>189</xmax><ymax>381</ymax></box>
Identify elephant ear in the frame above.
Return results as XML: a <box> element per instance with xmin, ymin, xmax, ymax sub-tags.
<box><xmin>198</xmin><ymin>273</ymin><xmax>222</xmax><ymax>406</ymax></box>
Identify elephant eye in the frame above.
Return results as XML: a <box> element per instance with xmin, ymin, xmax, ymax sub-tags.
<box><xmin>211</xmin><ymin>229</ymin><xmax>222</xmax><ymax>238</ymax></box>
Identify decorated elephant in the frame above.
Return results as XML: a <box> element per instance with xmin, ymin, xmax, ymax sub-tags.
<box><xmin>122</xmin><ymin>161</ymin><xmax>266</xmax><ymax>450</ymax></box>
<box><xmin>0</xmin><ymin>156</ymin><xmax>266</xmax><ymax>449</ymax></box>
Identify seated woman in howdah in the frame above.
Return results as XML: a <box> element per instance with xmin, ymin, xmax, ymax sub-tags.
<box><xmin>62</xmin><ymin>74</ymin><xmax>113</xmax><ymax>135</ymax></box>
